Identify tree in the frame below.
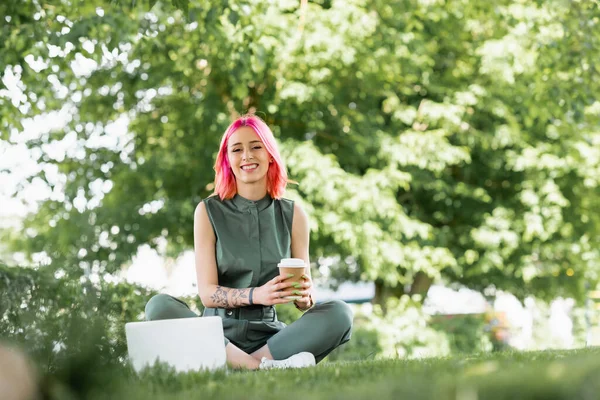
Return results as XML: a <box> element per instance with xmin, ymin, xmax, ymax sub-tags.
<box><xmin>1</xmin><ymin>0</ymin><xmax>599</xmax><ymax>305</ymax></box>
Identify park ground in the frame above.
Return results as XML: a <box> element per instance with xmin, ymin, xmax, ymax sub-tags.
<box><xmin>44</xmin><ymin>347</ymin><xmax>600</xmax><ymax>400</ymax></box>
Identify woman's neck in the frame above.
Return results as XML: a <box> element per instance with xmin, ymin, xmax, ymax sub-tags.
<box><xmin>236</xmin><ymin>183</ymin><xmax>268</xmax><ymax>201</ymax></box>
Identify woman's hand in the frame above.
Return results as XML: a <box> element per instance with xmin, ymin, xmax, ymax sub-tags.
<box><xmin>293</xmin><ymin>274</ymin><xmax>314</xmax><ymax>311</ymax></box>
<box><xmin>253</xmin><ymin>274</ymin><xmax>299</xmax><ymax>306</ymax></box>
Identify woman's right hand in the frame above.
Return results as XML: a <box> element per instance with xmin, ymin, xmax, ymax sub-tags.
<box><xmin>253</xmin><ymin>274</ymin><xmax>299</xmax><ymax>306</ymax></box>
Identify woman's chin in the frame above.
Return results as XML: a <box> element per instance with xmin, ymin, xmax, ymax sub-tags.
<box><xmin>239</xmin><ymin>175</ymin><xmax>267</xmax><ymax>185</ymax></box>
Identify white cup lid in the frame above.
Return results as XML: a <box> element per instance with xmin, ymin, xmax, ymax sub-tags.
<box><xmin>277</xmin><ymin>258</ymin><xmax>305</xmax><ymax>268</ymax></box>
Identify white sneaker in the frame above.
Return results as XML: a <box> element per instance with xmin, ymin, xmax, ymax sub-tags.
<box><xmin>259</xmin><ymin>352</ymin><xmax>316</xmax><ymax>370</ymax></box>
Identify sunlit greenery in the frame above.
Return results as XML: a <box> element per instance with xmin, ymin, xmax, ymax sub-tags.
<box><xmin>3</xmin><ymin>0</ymin><xmax>599</xmax><ymax>305</ymax></box>
<box><xmin>1</xmin><ymin>1</ymin><xmax>600</xmax><ymax>397</ymax></box>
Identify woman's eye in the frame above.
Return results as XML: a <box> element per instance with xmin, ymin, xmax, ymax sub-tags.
<box><xmin>232</xmin><ymin>149</ymin><xmax>241</xmax><ymax>152</ymax></box>
<box><xmin>253</xmin><ymin>146</ymin><xmax>262</xmax><ymax>150</ymax></box>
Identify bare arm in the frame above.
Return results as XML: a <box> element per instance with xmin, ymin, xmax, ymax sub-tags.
<box><xmin>194</xmin><ymin>202</ymin><xmax>253</xmax><ymax>308</ymax></box>
<box><xmin>291</xmin><ymin>202</ymin><xmax>315</xmax><ymax>310</ymax></box>
<box><xmin>291</xmin><ymin>203</ymin><xmax>311</xmax><ymax>278</ymax></box>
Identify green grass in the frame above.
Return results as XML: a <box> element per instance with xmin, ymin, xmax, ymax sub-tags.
<box><xmin>60</xmin><ymin>348</ymin><xmax>600</xmax><ymax>400</ymax></box>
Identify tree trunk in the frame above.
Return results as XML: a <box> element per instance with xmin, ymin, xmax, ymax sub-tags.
<box><xmin>409</xmin><ymin>271</ymin><xmax>434</xmax><ymax>298</ymax></box>
<box><xmin>373</xmin><ymin>279</ymin><xmax>406</xmax><ymax>312</ymax></box>
<box><xmin>373</xmin><ymin>272</ymin><xmax>434</xmax><ymax>313</ymax></box>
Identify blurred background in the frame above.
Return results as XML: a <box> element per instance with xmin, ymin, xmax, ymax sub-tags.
<box><xmin>1</xmin><ymin>0</ymin><xmax>600</xmax><ymax>368</ymax></box>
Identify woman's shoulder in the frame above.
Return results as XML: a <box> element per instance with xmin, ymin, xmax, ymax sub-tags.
<box><xmin>274</xmin><ymin>197</ymin><xmax>296</xmax><ymax>215</ymax></box>
<box><xmin>277</xmin><ymin>197</ymin><xmax>306</xmax><ymax>210</ymax></box>
<box><xmin>275</xmin><ymin>197</ymin><xmax>294</xmax><ymax>207</ymax></box>
<box><xmin>276</xmin><ymin>198</ymin><xmax>308</xmax><ymax>223</ymax></box>
<box><xmin>195</xmin><ymin>194</ymin><xmax>223</xmax><ymax>218</ymax></box>
<box><xmin>202</xmin><ymin>193</ymin><xmax>222</xmax><ymax>205</ymax></box>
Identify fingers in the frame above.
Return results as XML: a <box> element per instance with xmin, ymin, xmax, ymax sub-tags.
<box><xmin>293</xmin><ymin>297</ymin><xmax>311</xmax><ymax>310</ymax></box>
<box><xmin>300</xmin><ymin>275</ymin><xmax>313</xmax><ymax>288</ymax></box>
<box><xmin>271</xmin><ymin>288</ymin><xmax>310</xmax><ymax>301</ymax></box>
<box><xmin>273</xmin><ymin>281</ymin><xmax>296</xmax><ymax>291</ymax></box>
<box><xmin>294</xmin><ymin>298</ymin><xmax>310</xmax><ymax>307</ymax></box>
<box><xmin>298</xmin><ymin>281</ymin><xmax>312</xmax><ymax>290</ymax></box>
<box><xmin>276</xmin><ymin>289</ymin><xmax>309</xmax><ymax>298</ymax></box>
<box><xmin>294</xmin><ymin>293</ymin><xmax>310</xmax><ymax>302</ymax></box>
<box><xmin>270</xmin><ymin>273</ymin><xmax>297</xmax><ymax>285</ymax></box>
<box><xmin>270</xmin><ymin>292</ymin><xmax>295</xmax><ymax>305</ymax></box>
<box><xmin>270</xmin><ymin>274</ymin><xmax>287</xmax><ymax>284</ymax></box>
<box><xmin>264</xmin><ymin>274</ymin><xmax>312</xmax><ymax>305</ymax></box>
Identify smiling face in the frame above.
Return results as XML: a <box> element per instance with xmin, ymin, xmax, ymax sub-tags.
<box><xmin>227</xmin><ymin>126</ymin><xmax>272</xmax><ymax>187</ymax></box>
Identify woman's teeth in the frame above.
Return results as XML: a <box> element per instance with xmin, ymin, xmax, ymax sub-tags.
<box><xmin>241</xmin><ymin>164</ymin><xmax>258</xmax><ymax>171</ymax></box>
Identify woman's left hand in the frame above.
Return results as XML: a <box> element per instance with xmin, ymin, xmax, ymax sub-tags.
<box><xmin>294</xmin><ymin>274</ymin><xmax>314</xmax><ymax>311</ymax></box>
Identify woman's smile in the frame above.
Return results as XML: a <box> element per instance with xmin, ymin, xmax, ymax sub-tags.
<box><xmin>241</xmin><ymin>163</ymin><xmax>259</xmax><ymax>172</ymax></box>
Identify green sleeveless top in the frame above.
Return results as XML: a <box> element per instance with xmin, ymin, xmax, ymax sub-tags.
<box><xmin>203</xmin><ymin>194</ymin><xmax>295</xmax><ymax>289</ymax></box>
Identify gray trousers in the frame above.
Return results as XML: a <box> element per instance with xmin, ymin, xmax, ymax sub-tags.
<box><xmin>144</xmin><ymin>294</ymin><xmax>353</xmax><ymax>363</ymax></box>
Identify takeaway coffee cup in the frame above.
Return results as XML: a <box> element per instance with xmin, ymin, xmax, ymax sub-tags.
<box><xmin>277</xmin><ymin>258</ymin><xmax>305</xmax><ymax>300</ymax></box>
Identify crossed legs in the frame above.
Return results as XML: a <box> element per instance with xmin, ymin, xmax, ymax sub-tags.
<box><xmin>144</xmin><ymin>294</ymin><xmax>353</xmax><ymax>370</ymax></box>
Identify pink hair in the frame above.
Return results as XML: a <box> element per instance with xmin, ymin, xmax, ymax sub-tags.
<box><xmin>213</xmin><ymin>115</ymin><xmax>290</xmax><ymax>200</ymax></box>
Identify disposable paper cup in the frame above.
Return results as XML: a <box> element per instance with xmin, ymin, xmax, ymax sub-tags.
<box><xmin>277</xmin><ymin>258</ymin><xmax>305</xmax><ymax>300</ymax></box>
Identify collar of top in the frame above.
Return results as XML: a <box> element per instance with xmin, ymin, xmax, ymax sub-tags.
<box><xmin>231</xmin><ymin>193</ymin><xmax>273</xmax><ymax>212</ymax></box>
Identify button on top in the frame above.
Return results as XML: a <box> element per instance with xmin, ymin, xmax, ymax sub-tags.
<box><xmin>226</xmin><ymin>310</ymin><xmax>233</xmax><ymax>316</ymax></box>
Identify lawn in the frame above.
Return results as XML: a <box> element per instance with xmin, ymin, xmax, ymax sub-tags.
<box><xmin>48</xmin><ymin>348</ymin><xmax>600</xmax><ymax>400</ymax></box>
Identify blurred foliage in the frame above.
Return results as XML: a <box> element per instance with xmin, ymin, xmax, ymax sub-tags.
<box><xmin>1</xmin><ymin>0</ymin><xmax>599</xmax><ymax>307</ymax></box>
<box><xmin>570</xmin><ymin>304</ymin><xmax>588</xmax><ymax>349</ymax></box>
<box><xmin>430</xmin><ymin>313</ymin><xmax>494</xmax><ymax>354</ymax></box>
<box><xmin>0</xmin><ymin>262</ymin><xmax>155</xmax><ymax>371</ymax></box>
<box><xmin>348</xmin><ymin>297</ymin><xmax>451</xmax><ymax>359</ymax></box>
<box><xmin>328</xmin><ymin>301</ymin><xmax>524</xmax><ymax>361</ymax></box>
<box><xmin>524</xmin><ymin>297</ymin><xmax>581</xmax><ymax>351</ymax></box>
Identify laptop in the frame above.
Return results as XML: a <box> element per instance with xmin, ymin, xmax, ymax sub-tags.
<box><xmin>125</xmin><ymin>316</ymin><xmax>226</xmax><ymax>373</ymax></box>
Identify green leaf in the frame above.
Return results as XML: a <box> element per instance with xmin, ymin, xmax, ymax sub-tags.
<box><xmin>228</xmin><ymin>9</ymin><xmax>239</xmax><ymax>26</ymax></box>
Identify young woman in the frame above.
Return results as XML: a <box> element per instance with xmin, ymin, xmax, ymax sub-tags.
<box><xmin>144</xmin><ymin>115</ymin><xmax>353</xmax><ymax>370</ymax></box>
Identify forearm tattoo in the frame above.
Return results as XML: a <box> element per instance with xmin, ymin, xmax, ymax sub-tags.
<box><xmin>210</xmin><ymin>286</ymin><xmax>251</xmax><ymax>308</ymax></box>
